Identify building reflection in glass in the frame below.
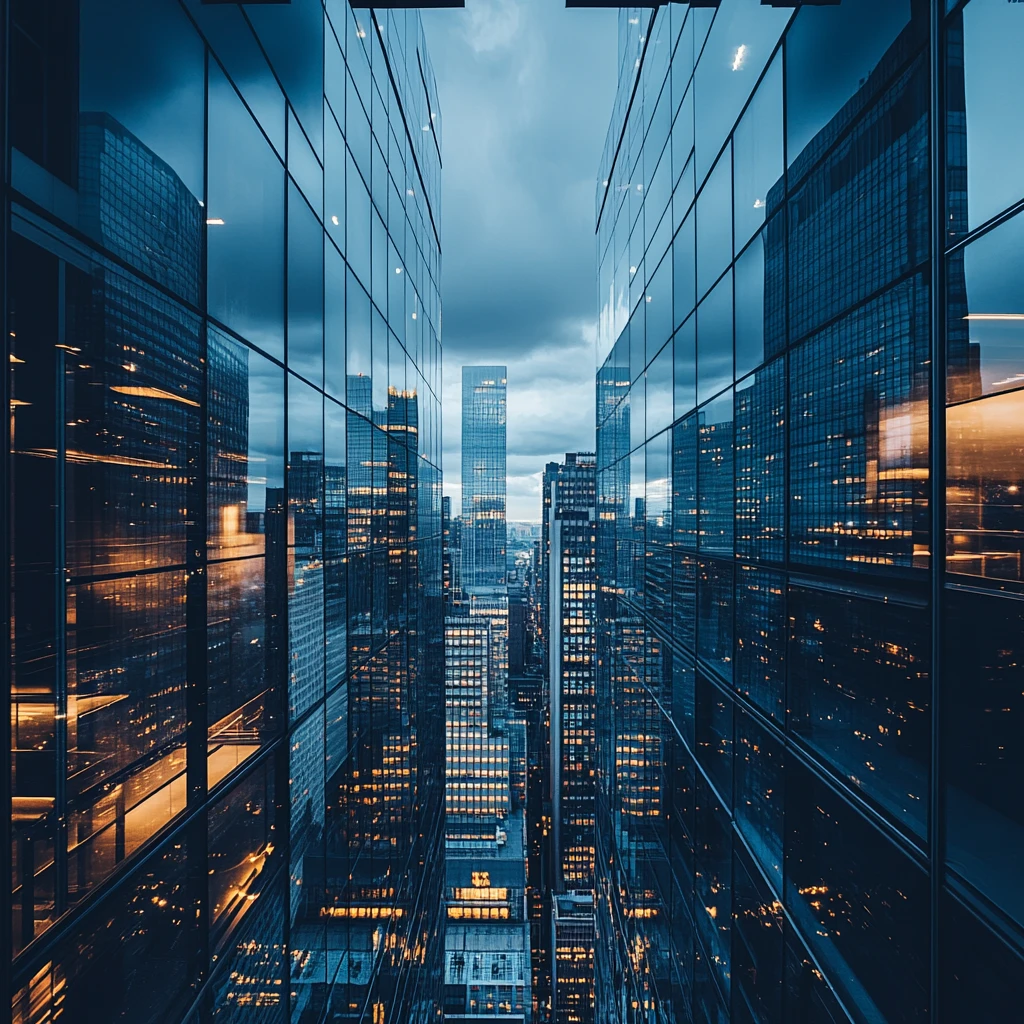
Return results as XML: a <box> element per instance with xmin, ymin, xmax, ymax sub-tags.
<box><xmin>593</xmin><ymin>1</ymin><xmax>1024</xmax><ymax>1021</ymax></box>
<box><xmin>6</xmin><ymin>2</ymin><xmax>444</xmax><ymax>1021</ymax></box>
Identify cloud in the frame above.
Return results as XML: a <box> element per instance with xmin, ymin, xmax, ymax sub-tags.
<box><xmin>421</xmin><ymin>0</ymin><xmax>616</xmax><ymax>520</ymax></box>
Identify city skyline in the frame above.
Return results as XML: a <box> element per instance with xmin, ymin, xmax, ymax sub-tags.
<box><xmin>5</xmin><ymin>2</ymin><xmax>1023</xmax><ymax>1023</ymax></box>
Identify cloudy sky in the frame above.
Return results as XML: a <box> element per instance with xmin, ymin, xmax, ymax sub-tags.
<box><xmin>421</xmin><ymin>0</ymin><xmax>617</xmax><ymax>521</ymax></box>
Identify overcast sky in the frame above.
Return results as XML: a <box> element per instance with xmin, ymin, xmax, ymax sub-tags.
<box><xmin>421</xmin><ymin>0</ymin><xmax>617</xmax><ymax>521</ymax></box>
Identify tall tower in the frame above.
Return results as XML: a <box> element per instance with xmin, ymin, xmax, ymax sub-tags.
<box><xmin>461</xmin><ymin>366</ymin><xmax>508</xmax><ymax>589</ymax></box>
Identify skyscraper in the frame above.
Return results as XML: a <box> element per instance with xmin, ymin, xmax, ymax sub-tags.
<box><xmin>593</xmin><ymin>2</ymin><xmax>1023</xmax><ymax>1022</ymax></box>
<box><xmin>5</xmin><ymin>3</ymin><xmax>444</xmax><ymax>1021</ymax></box>
<box><xmin>461</xmin><ymin>366</ymin><xmax>508</xmax><ymax>589</ymax></box>
<box><xmin>544</xmin><ymin>454</ymin><xmax>598</xmax><ymax>890</ymax></box>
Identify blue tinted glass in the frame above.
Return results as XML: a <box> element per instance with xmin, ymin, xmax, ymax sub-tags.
<box><xmin>698</xmin><ymin>388</ymin><xmax>734</xmax><ymax>556</ymax></box>
<box><xmin>79</xmin><ymin>0</ymin><xmax>204</xmax><ymax>303</ymax></box>
<box><xmin>735</xmin><ymin>709</ymin><xmax>783</xmax><ymax>887</ymax></box>
<box><xmin>248</xmin><ymin>0</ymin><xmax>324</xmax><ymax>155</ymax></box>
<box><xmin>789</xmin><ymin>585</ymin><xmax>929</xmax><ymax>838</ymax></box>
<box><xmin>947</xmin><ymin>210</ymin><xmax>1024</xmax><ymax>403</ymax></box>
<box><xmin>697</xmin><ymin>557</ymin><xmax>733</xmax><ymax>681</ymax></box>
<box><xmin>673</xmin><ymin>208</ymin><xmax>696</xmax><ymax>330</ymax></box>
<box><xmin>647</xmin><ymin>340</ymin><xmax>673</xmax><ymax>438</ymax></box>
<box><xmin>945</xmin><ymin>588</ymin><xmax>1024</xmax><ymax>930</ymax></box>
<box><xmin>734</xmin><ymin>565</ymin><xmax>785</xmax><ymax>721</ymax></box>
<box><xmin>734</xmin><ymin>232</ymin><xmax>765</xmax><ymax>380</ymax></box>
<box><xmin>208</xmin><ymin>63</ymin><xmax>284</xmax><ymax>360</ymax></box>
<box><xmin>735</xmin><ymin>359</ymin><xmax>785</xmax><ymax>565</ymax></box>
<box><xmin>673</xmin><ymin>316</ymin><xmax>696</xmax><ymax>420</ymax></box>
<box><xmin>786</xmin><ymin>0</ymin><xmax>912</xmax><ymax>175</ymax></box>
<box><xmin>733</xmin><ymin>54</ymin><xmax>783</xmax><ymax>252</ymax></box>
<box><xmin>692</xmin><ymin>0</ymin><xmax>789</xmax><ymax>184</ymax></box>
<box><xmin>325</xmin><ymin>240</ymin><xmax>346</xmax><ymax>403</ymax></box>
<box><xmin>287</xmin><ymin>374</ymin><xmax>324</xmax><ymax>723</ymax></box>
<box><xmin>287</xmin><ymin>182</ymin><xmax>324</xmax><ymax>388</ymax></box>
<box><xmin>947</xmin><ymin>3</ymin><xmax>1024</xmax><ymax>238</ymax></box>
<box><xmin>347</xmin><ymin>149</ymin><xmax>371</xmax><ymax>289</ymax></box>
<box><xmin>696</xmin><ymin>149</ymin><xmax>732</xmax><ymax>300</ymax></box>
<box><xmin>288</xmin><ymin>108</ymin><xmax>323</xmax><ymax>220</ymax></box>
<box><xmin>697</xmin><ymin>270</ymin><xmax>733</xmax><ymax>406</ymax></box>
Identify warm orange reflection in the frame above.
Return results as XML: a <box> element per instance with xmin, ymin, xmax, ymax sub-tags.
<box><xmin>947</xmin><ymin>387</ymin><xmax>1024</xmax><ymax>580</ymax></box>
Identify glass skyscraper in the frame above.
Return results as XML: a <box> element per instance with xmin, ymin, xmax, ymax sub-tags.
<box><xmin>461</xmin><ymin>366</ymin><xmax>508</xmax><ymax>589</ymax></box>
<box><xmin>594</xmin><ymin>2</ymin><xmax>1024</xmax><ymax>1021</ymax></box>
<box><xmin>5</xmin><ymin>2</ymin><xmax>444</xmax><ymax>1021</ymax></box>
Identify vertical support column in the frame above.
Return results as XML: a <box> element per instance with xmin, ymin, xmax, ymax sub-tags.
<box><xmin>928</xmin><ymin>0</ymin><xmax>946</xmax><ymax>1019</ymax></box>
<box><xmin>54</xmin><ymin>261</ymin><xmax>67</xmax><ymax>923</ymax></box>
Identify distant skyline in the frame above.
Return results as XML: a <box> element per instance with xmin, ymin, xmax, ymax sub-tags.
<box><xmin>421</xmin><ymin>0</ymin><xmax>617</xmax><ymax>520</ymax></box>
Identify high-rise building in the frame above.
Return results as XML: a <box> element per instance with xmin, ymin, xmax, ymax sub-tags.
<box><xmin>593</xmin><ymin>2</ymin><xmax>1023</xmax><ymax>1022</ymax></box>
<box><xmin>4</xmin><ymin>3</ymin><xmax>444</xmax><ymax>1021</ymax></box>
<box><xmin>544</xmin><ymin>454</ymin><xmax>598</xmax><ymax>891</ymax></box>
<box><xmin>443</xmin><ymin>494</ymin><xmax>463</xmax><ymax>611</ymax></box>
<box><xmin>445</xmin><ymin>616</ymin><xmax>512</xmax><ymax>838</ymax></box>
<box><xmin>551</xmin><ymin>891</ymin><xmax>595</xmax><ymax>1024</ymax></box>
<box><xmin>461</xmin><ymin>366</ymin><xmax>508</xmax><ymax>589</ymax></box>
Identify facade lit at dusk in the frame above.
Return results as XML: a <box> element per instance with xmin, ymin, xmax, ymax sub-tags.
<box><xmin>544</xmin><ymin>454</ymin><xmax>598</xmax><ymax>891</ymax></box>
<box><xmin>4</xmin><ymin>2</ymin><xmax>444</xmax><ymax>1020</ymax></box>
<box><xmin>594</xmin><ymin>1</ymin><xmax>1024</xmax><ymax>1021</ymax></box>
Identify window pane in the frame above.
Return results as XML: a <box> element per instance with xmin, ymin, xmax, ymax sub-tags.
<box><xmin>788</xmin><ymin>585</ymin><xmax>929</xmax><ymax>838</ymax></box>
<box><xmin>789</xmin><ymin>276</ymin><xmax>931</xmax><ymax>571</ymax></box>
<box><xmin>735</xmin><ymin>710</ymin><xmax>783</xmax><ymax>889</ymax></box>
<box><xmin>287</xmin><ymin>375</ymin><xmax>324</xmax><ymax>722</ymax></box>
<box><xmin>697</xmin><ymin>271</ymin><xmax>733</xmax><ymax>406</ymax></box>
<box><xmin>79</xmin><ymin>0</ymin><xmax>204</xmax><ymax>302</ymax></box>
<box><xmin>734</xmin><ymin>232</ymin><xmax>765</xmax><ymax>380</ymax></box>
<box><xmin>208</xmin><ymin>327</ymin><xmax>284</xmax><ymax>560</ymax></box>
<box><xmin>208</xmin><ymin>63</ymin><xmax>284</xmax><ymax>360</ymax></box>
<box><xmin>65</xmin><ymin>263</ymin><xmax>202</xmax><ymax>577</ymax></box>
<box><xmin>698</xmin><ymin>389</ymin><xmax>734</xmax><ymax>556</ymax></box>
<box><xmin>733</xmin><ymin>54</ymin><xmax>783</xmax><ymax>253</ymax></box>
<box><xmin>697</xmin><ymin>557</ymin><xmax>733</xmax><ymax>682</ymax></box>
<box><xmin>946</xmin><ymin>210</ymin><xmax>1024</xmax><ymax>404</ymax></box>
<box><xmin>734</xmin><ymin>564</ymin><xmax>785</xmax><ymax>723</ymax></box>
<box><xmin>786</xmin><ymin>762</ymin><xmax>929</xmax><ymax>1023</ymax></box>
<box><xmin>735</xmin><ymin>358</ymin><xmax>785</xmax><ymax>565</ymax></box>
<box><xmin>287</xmin><ymin>181</ymin><xmax>324</xmax><ymax>388</ymax></box>
<box><xmin>696</xmin><ymin>150</ymin><xmax>732</xmax><ymax>301</ymax></box>
<box><xmin>947</xmin><ymin>3</ymin><xmax>1024</xmax><ymax>239</ymax></box>
<box><xmin>207</xmin><ymin>558</ymin><xmax>278</xmax><ymax>791</ymax></box>
<box><xmin>944</xmin><ymin>587</ymin><xmax>1024</xmax><ymax>929</ymax></box>
<box><xmin>673</xmin><ymin>316</ymin><xmax>696</xmax><ymax>421</ymax></box>
<box><xmin>695</xmin><ymin>672</ymin><xmax>732</xmax><ymax>807</ymax></box>
<box><xmin>647</xmin><ymin>340</ymin><xmax>673</xmax><ymax>438</ymax></box>
<box><xmin>947</xmin><ymin>387</ymin><xmax>1024</xmax><ymax>583</ymax></box>
<box><xmin>786</xmin><ymin>0</ymin><xmax>912</xmax><ymax>174</ymax></box>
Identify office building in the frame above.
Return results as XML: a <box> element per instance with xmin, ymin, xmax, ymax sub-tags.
<box><xmin>446</xmin><ymin>616</ymin><xmax>513</xmax><ymax>839</ymax></box>
<box><xmin>551</xmin><ymin>892</ymin><xmax>595</xmax><ymax>1024</ymax></box>
<box><xmin>593</xmin><ymin>2</ymin><xmax>1024</xmax><ymax>1022</ymax></box>
<box><xmin>544</xmin><ymin>455</ymin><xmax>597</xmax><ymax>891</ymax></box>
<box><xmin>461</xmin><ymin>366</ymin><xmax>508</xmax><ymax>589</ymax></box>
<box><xmin>5</xmin><ymin>3</ymin><xmax>444</xmax><ymax>1021</ymax></box>
<box><xmin>444</xmin><ymin>813</ymin><xmax>532</xmax><ymax>1021</ymax></box>
<box><xmin>443</xmin><ymin>494</ymin><xmax>463</xmax><ymax>611</ymax></box>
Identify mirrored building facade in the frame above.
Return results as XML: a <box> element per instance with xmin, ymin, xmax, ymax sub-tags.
<box><xmin>4</xmin><ymin>1</ymin><xmax>444</xmax><ymax>1021</ymax></box>
<box><xmin>461</xmin><ymin>366</ymin><xmax>508</xmax><ymax>589</ymax></box>
<box><xmin>594</xmin><ymin>1</ymin><xmax>1024</xmax><ymax>1021</ymax></box>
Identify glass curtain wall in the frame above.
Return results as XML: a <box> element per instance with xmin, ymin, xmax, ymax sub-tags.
<box><xmin>594</xmin><ymin>1</ymin><xmax>1024</xmax><ymax>1021</ymax></box>
<box><xmin>5</xmin><ymin>2</ymin><xmax>444</xmax><ymax>1022</ymax></box>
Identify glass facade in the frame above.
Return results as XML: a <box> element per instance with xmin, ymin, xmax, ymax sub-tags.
<box><xmin>5</xmin><ymin>2</ymin><xmax>444</xmax><ymax>1021</ymax></box>
<box><xmin>593</xmin><ymin>2</ymin><xmax>1024</xmax><ymax>1021</ymax></box>
<box><xmin>461</xmin><ymin>365</ymin><xmax>508</xmax><ymax>589</ymax></box>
